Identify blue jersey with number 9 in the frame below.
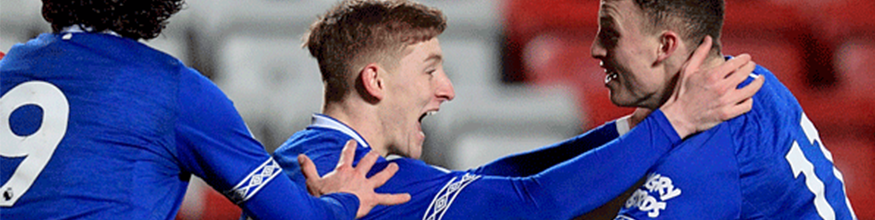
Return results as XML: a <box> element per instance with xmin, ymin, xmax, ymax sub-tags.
<box><xmin>615</xmin><ymin>63</ymin><xmax>858</xmax><ymax>220</ymax></box>
<box><xmin>0</xmin><ymin>33</ymin><xmax>357</xmax><ymax>220</ymax></box>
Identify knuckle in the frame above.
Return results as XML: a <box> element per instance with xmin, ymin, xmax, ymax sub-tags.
<box><xmin>718</xmin><ymin>110</ymin><xmax>732</xmax><ymax>119</ymax></box>
<box><xmin>718</xmin><ymin>96</ymin><xmax>732</xmax><ymax>106</ymax></box>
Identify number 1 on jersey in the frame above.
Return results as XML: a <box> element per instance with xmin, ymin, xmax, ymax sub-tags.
<box><xmin>785</xmin><ymin>113</ymin><xmax>857</xmax><ymax>220</ymax></box>
<box><xmin>1</xmin><ymin>81</ymin><xmax>69</xmax><ymax>207</ymax></box>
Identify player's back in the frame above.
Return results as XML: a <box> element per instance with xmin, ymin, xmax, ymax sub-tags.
<box><xmin>615</xmin><ymin>64</ymin><xmax>856</xmax><ymax>220</ymax></box>
<box><xmin>1</xmin><ymin>33</ymin><xmax>188</xmax><ymax>219</ymax></box>
<box><xmin>731</xmin><ymin>65</ymin><xmax>856</xmax><ymax>219</ymax></box>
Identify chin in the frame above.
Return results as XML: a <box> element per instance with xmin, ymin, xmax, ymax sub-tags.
<box><xmin>609</xmin><ymin>93</ymin><xmax>635</xmax><ymax>107</ymax></box>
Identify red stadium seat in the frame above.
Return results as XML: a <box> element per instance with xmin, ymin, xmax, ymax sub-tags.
<box><xmin>804</xmin><ymin>2</ymin><xmax>875</xmax><ymax>216</ymax></box>
<box><xmin>519</xmin><ymin>31</ymin><xmax>633</xmax><ymax>128</ymax></box>
<box><xmin>200</xmin><ymin>189</ymin><xmax>242</xmax><ymax>220</ymax></box>
<box><xmin>791</xmin><ymin>0</ymin><xmax>875</xmax><ymax>131</ymax></box>
<box><xmin>723</xmin><ymin>0</ymin><xmax>809</xmax><ymax>95</ymax></box>
<box><xmin>724</xmin><ymin>0</ymin><xmax>875</xmax><ymax>132</ymax></box>
<box><xmin>821</xmin><ymin>132</ymin><xmax>875</xmax><ymax>219</ymax></box>
<box><xmin>504</xmin><ymin>0</ymin><xmax>631</xmax><ymax>128</ymax></box>
<box><xmin>174</xmin><ymin>185</ymin><xmax>241</xmax><ymax>220</ymax></box>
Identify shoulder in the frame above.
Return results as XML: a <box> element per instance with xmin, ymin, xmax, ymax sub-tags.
<box><xmin>273</xmin><ymin>128</ymin><xmax>357</xmax><ymax>182</ymax></box>
<box><xmin>275</xmin><ymin>128</ymin><xmax>352</xmax><ymax>160</ymax></box>
<box><xmin>725</xmin><ymin>65</ymin><xmax>808</xmax><ymax>162</ymax></box>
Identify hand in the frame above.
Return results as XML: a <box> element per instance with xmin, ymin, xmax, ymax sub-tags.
<box><xmin>298</xmin><ymin>140</ymin><xmax>411</xmax><ymax>218</ymax></box>
<box><xmin>659</xmin><ymin>36</ymin><xmax>765</xmax><ymax>138</ymax></box>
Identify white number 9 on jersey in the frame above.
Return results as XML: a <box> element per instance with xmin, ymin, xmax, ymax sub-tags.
<box><xmin>0</xmin><ymin>81</ymin><xmax>69</xmax><ymax>207</ymax></box>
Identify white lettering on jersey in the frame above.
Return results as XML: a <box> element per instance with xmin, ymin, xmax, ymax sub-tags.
<box><xmin>624</xmin><ymin>173</ymin><xmax>682</xmax><ymax>218</ymax></box>
<box><xmin>422</xmin><ymin>173</ymin><xmax>481</xmax><ymax>220</ymax></box>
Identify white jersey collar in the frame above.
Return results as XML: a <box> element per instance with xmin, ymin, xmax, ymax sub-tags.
<box><xmin>309</xmin><ymin>114</ymin><xmax>371</xmax><ymax>149</ymax></box>
<box><xmin>61</xmin><ymin>25</ymin><xmax>121</xmax><ymax>37</ymax></box>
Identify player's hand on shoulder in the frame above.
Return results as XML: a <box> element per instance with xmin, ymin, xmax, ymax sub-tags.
<box><xmin>298</xmin><ymin>140</ymin><xmax>411</xmax><ymax>218</ymax></box>
<box><xmin>660</xmin><ymin>36</ymin><xmax>765</xmax><ymax>138</ymax></box>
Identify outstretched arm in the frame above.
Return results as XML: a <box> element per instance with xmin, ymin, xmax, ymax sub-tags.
<box><xmin>471</xmin><ymin>36</ymin><xmax>764</xmax><ymax>177</ymax></box>
<box><xmin>432</xmin><ymin>110</ymin><xmax>681</xmax><ymax>219</ymax></box>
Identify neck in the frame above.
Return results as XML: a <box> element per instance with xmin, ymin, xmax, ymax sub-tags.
<box><xmin>700</xmin><ymin>53</ymin><xmax>726</xmax><ymax>72</ymax></box>
<box><xmin>651</xmin><ymin>53</ymin><xmax>727</xmax><ymax>110</ymax></box>
<box><xmin>322</xmin><ymin>100</ymin><xmax>390</xmax><ymax>157</ymax></box>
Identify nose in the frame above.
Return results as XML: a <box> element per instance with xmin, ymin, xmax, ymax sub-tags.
<box><xmin>591</xmin><ymin>38</ymin><xmax>606</xmax><ymax>59</ymax></box>
<box><xmin>436</xmin><ymin>71</ymin><xmax>455</xmax><ymax>102</ymax></box>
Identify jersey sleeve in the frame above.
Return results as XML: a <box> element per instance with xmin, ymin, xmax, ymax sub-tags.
<box><xmin>173</xmin><ymin>69</ymin><xmax>357</xmax><ymax>220</ymax></box>
<box><xmin>470</xmin><ymin>120</ymin><xmax>621</xmax><ymax>176</ymax></box>
<box><xmin>409</xmin><ymin>110</ymin><xmax>682</xmax><ymax>219</ymax></box>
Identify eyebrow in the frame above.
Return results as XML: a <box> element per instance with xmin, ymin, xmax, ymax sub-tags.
<box><xmin>599</xmin><ymin>16</ymin><xmax>617</xmax><ymax>28</ymax></box>
<box><xmin>425</xmin><ymin>54</ymin><xmax>443</xmax><ymax>63</ymax></box>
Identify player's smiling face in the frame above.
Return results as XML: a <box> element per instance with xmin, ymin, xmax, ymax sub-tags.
<box><xmin>591</xmin><ymin>0</ymin><xmax>674</xmax><ymax>109</ymax></box>
<box><xmin>380</xmin><ymin>38</ymin><xmax>454</xmax><ymax>159</ymax></box>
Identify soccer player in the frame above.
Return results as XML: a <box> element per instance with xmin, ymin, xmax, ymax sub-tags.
<box><xmin>268</xmin><ymin>1</ymin><xmax>763</xmax><ymax>219</ymax></box>
<box><xmin>590</xmin><ymin>0</ymin><xmax>858</xmax><ymax>219</ymax></box>
<box><xmin>0</xmin><ymin>0</ymin><xmax>409</xmax><ymax>219</ymax></box>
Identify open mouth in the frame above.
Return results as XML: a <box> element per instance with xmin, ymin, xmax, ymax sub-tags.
<box><xmin>605</xmin><ymin>71</ymin><xmax>619</xmax><ymax>84</ymax></box>
<box><xmin>600</xmin><ymin>61</ymin><xmax>619</xmax><ymax>84</ymax></box>
<box><xmin>418</xmin><ymin>110</ymin><xmax>437</xmax><ymax>123</ymax></box>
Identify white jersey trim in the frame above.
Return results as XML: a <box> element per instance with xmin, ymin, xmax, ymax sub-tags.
<box><xmin>309</xmin><ymin>114</ymin><xmax>370</xmax><ymax>148</ymax></box>
<box><xmin>616</xmin><ymin>115</ymin><xmax>632</xmax><ymax>136</ymax></box>
<box><xmin>224</xmin><ymin>158</ymin><xmax>282</xmax><ymax>204</ymax></box>
<box><xmin>614</xmin><ymin>214</ymin><xmax>636</xmax><ymax>220</ymax></box>
<box><xmin>422</xmin><ymin>173</ymin><xmax>482</xmax><ymax>220</ymax></box>
<box><xmin>60</xmin><ymin>25</ymin><xmax>121</xmax><ymax>37</ymax></box>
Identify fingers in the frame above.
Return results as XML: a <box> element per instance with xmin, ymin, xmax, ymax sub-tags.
<box><xmin>724</xmin><ymin>97</ymin><xmax>755</xmax><ymax>119</ymax></box>
<box><xmin>720</xmin><ymin>76</ymin><xmax>764</xmax><ymax>120</ymax></box>
<box><xmin>368</xmin><ymin>162</ymin><xmax>399</xmax><ymax>188</ymax></box>
<box><xmin>356</xmin><ymin>151</ymin><xmax>380</xmax><ymax>176</ymax></box>
<box><xmin>337</xmin><ymin>140</ymin><xmax>357</xmax><ymax>168</ymax></box>
<box><xmin>376</xmin><ymin>193</ymin><xmax>412</xmax><ymax>206</ymax></box>
<box><xmin>299</xmin><ymin>154</ymin><xmax>322</xmax><ymax>181</ymax></box>
<box><xmin>728</xmin><ymin>74</ymin><xmax>765</xmax><ymax>103</ymax></box>
<box><xmin>715</xmin><ymin>54</ymin><xmax>751</xmax><ymax>80</ymax></box>
<box><xmin>684</xmin><ymin>36</ymin><xmax>713</xmax><ymax>75</ymax></box>
<box><xmin>725</xmin><ymin>60</ymin><xmax>756</xmax><ymax>87</ymax></box>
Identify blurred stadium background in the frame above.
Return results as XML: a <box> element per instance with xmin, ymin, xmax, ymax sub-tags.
<box><xmin>1</xmin><ymin>0</ymin><xmax>873</xmax><ymax>219</ymax></box>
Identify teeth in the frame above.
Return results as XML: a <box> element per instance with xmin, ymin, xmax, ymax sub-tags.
<box><xmin>605</xmin><ymin>73</ymin><xmax>618</xmax><ymax>84</ymax></box>
<box><xmin>419</xmin><ymin>111</ymin><xmax>437</xmax><ymax>122</ymax></box>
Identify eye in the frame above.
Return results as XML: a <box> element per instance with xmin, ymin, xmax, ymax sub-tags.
<box><xmin>598</xmin><ymin>28</ymin><xmax>619</xmax><ymax>49</ymax></box>
<box><xmin>426</xmin><ymin>69</ymin><xmax>436</xmax><ymax>75</ymax></box>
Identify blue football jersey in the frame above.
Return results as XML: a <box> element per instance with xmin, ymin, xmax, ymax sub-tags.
<box><xmin>0</xmin><ymin>32</ymin><xmax>356</xmax><ymax>220</ymax></box>
<box><xmin>272</xmin><ymin>111</ymin><xmax>682</xmax><ymax>220</ymax></box>
<box><xmin>615</xmin><ymin>64</ymin><xmax>858</xmax><ymax>219</ymax></box>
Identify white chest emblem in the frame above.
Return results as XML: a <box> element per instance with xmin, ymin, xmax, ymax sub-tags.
<box><xmin>624</xmin><ymin>173</ymin><xmax>682</xmax><ymax>218</ymax></box>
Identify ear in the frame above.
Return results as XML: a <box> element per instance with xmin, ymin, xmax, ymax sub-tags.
<box><xmin>360</xmin><ymin>63</ymin><xmax>384</xmax><ymax>100</ymax></box>
<box><xmin>656</xmin><ymin>30</ymin><xmax>681</xmax><ymax>63</ymax></box>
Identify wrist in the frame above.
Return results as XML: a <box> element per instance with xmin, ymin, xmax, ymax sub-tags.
<box><xmin>660</xmin><ymin>104</ymin><xmax>694</xmax><ymax>138</ymax></box>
